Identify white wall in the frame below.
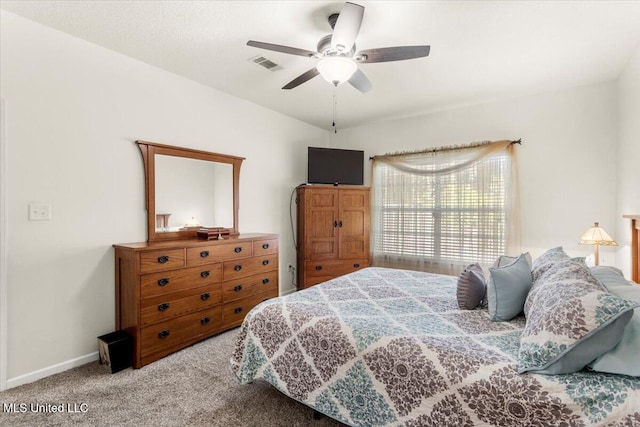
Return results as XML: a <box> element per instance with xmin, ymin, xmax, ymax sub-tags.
<box><xmin>616</xmin><ymin>42</ymin><xmax>640</xmax><ymax>278</ymax></box>
<box><xmin>0</xmin><ymin>11</ymin><xmax>327</xmax><ymax>384</ymax></box>
<box><xmin>330</xmin><ymin>81</ymin><xmax>619</xmax><ymax>263</ymax></box>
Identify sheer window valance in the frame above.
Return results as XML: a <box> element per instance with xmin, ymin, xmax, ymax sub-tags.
<box><xmin>371</xmin><ymin>139</ymin><xmax>520</xmax><ymax>276</ymax></box>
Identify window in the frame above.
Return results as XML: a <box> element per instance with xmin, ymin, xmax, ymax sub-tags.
<box><xmin>371</xmin><ymin>141</ymin><xmax>518</xmax><ymax>275</ymax></box>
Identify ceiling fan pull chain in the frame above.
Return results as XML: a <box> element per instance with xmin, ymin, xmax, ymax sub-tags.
<box><xmin>333</xmin><ymin>90</ymin><xmax>338</xmax><ymax>133</ymax></box>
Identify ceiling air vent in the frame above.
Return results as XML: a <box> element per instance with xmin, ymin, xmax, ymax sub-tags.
<box><xmin>248</xmin><ymin>55</ymin><xmax>282</xmax><ymax>72</ymax></box>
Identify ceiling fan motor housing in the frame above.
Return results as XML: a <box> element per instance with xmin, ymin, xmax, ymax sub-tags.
<box><xmin>328</xmin><ymin>13</ymin><xmax>340</xmax><ymax>30</ymax></box>
<box><xmin>317</xmin><ymin>34</ymin><xmax>355</xmax><ymax>57</ymax></box>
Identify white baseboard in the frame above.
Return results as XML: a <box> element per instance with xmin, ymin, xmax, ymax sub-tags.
<box><xmin>5</xmin><ymin>351</ymin><xmax>98</xmax><ymax>390</ymax></box>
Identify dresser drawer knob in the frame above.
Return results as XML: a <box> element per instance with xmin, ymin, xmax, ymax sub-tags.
<box><xmin>262</xmin><ymin>243</ymin><xmax>269</xmax><ymax>249</ymax></box>
<box><xmin>201</xmin><ymin>317</ymin><xmax>211</xmax><ymax>325</ymax></box>
<box><xmin>262</xmin><ymin>278</ymin><xmax>270</xmax><ymax>285</ymax></box>
<box><xmin>201</xmin><ymin>293</ymin><xmax>210</xmax><ymax>301</ymax></box>
<box><xmin>234</xmin><ymin>307</ymin><xmax>243</xmax><ymax>314</ymax></box>
<box><xmin>157</xmin><ymin>255</ymin><xmax>169</xmax><ymax>264</ymax></box>
<box><xmin>354</xmin><ymin>263</ymin><xmax>360</xmax><ymax>268</ymax></box>
<box><xmin>158</xmin><ymin>278</ymin><xmax>170</xmax><ymax>286</ymax></box>
<box><xmin>315</xmin><ymin>265</ymin><xmax>322</xmax><ymax>271</ymax></box>
<box><xmin>200</xmin><ymin>271</ymin><xmax>210</xmax><ymax>278</ymax></box>
<box><xmin>234</xmin><ymin>247</ymin><xmax>242</xmax><ymax>253</ymax></box>
<box><xmin>158</xmin><ymin>303</ymin><xmax>170</xmax><ymax>312</ymax></box>
<box><xmin>158</xmin><ymin>329</ymin><xmax>170</xmax><ymax>339</ymax></box>
<box><xmin>234</xmin><ymin>285</ymin><xmax>243</xmax><ymax>292</ymax></box>
<box><xmin>200</xmin><ymin>250</ymin><xmax>209</xmax><ymax>258</ymax></box>
<box><xmin>262</xmin><ymin>260</ymin><xmax>269</xmax><ymax>266</ymax></box>
<box><xmin>234</xmin><ymin>265</ymin><xmax>242</xmax><ymax>271</ymax></box>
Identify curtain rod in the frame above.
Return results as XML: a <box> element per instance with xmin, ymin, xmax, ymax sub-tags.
<box><xmin>369</xmin><ymin>139</ymin><xmax>522</xmax><ymax>160</ymax></box>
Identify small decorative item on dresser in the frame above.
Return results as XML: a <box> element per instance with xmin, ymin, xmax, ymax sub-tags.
<box><xmin>197</xmin><ymin>227</ymin><xmax>232</xmax><ymax>240</ymax></box>
<box><xmin>156</xmin><ymin>213</ymin><xmax>171</xmax><ymax>231</ymax></box>
<box><xmin>181</xmin><ymin>217</ymin><xmax>202</xmax><ymax>231</ymax></box>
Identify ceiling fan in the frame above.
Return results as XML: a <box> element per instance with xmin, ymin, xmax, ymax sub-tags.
<box><xmin>247</xmin><ymin>2</ymin><xmax>430</xmax><ymax>93</ymax></box>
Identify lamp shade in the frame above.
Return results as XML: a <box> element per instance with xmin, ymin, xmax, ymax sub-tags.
<box><xmin>184</xmin><ymin>217</ymin><xmax>201</xmax><ymax>228</ymax></box>
<box><xmin>317</xmin><ymin>57</ymin><xmax>357</xmax><ymax>86</ymax></box>
<box><xmin>579</xmin><ymin>222</ymin><xmax>618</xmax><ymax>246</ymax></box>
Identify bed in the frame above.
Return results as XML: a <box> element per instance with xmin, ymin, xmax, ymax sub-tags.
<box><xmin>231</xmin><ymin>221</ymin><xmax>640</xmax><ymax>426</ymax></box>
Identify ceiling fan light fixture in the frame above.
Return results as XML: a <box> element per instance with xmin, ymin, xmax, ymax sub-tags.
<box><xmin>317</xmin><ymin>57</ymin><xmax>357</xmax><ymax>86</ymax></box>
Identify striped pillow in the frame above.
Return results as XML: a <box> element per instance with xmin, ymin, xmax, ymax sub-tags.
<box><xmin>456</xmin><ymin>263</ymin><xmax>486</xmax><ymax>310</ymax></box>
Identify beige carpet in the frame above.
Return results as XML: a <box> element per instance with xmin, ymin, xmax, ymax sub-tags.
<box><xmin>0</xmin><ymin>329</ymin><xmax>345</xmax><ymax>426</ymax></box>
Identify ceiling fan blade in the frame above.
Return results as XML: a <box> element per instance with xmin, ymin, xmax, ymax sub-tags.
<box><xmin>282</xmin><ymin>68</ymin><xmax>320</xmax><ymax>90</ymax></box>
<box><xmin>247</xmin><ymin>40</ymin><xmax>318</xmax><ymax>58</ymax></box>
<box><xmin>348</xmin><ymin>69</ymin><xmax>372</xmax><ymax>93</ymax></box>
<box><xmin>331</xmin><ymin>2</ymin><xmax>365</xmax><ymax>53</ymax></box>
<box><xmin>356</xmin><ymin>46</ymin><xmax>431</xmax><ymax>63</ymax></box>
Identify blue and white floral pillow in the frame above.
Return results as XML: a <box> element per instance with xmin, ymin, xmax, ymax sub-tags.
<box><xmin>518</xmin><ymin>258</ymin><xmax>638</xmax><ymax>375</ymax></box>
<box><xmin>530</xmin><ymin>246</ymin><xmax>569</xmax><ymax>283</ymax></box>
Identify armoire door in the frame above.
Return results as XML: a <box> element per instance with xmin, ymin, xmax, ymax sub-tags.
<box><xmin>338</xmin><ymin>189</ymin><xmax>370</xmax><ymax>259</ymax></box>
<box><xmin>305</xmin><ymin>188</ymin><xmax>339</xmax><ymax>260</ymax></box>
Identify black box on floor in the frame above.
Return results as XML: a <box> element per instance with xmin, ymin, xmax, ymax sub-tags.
<box><xmin>97</xmin><ymin>330</ymin><xmax>132</xmax><ymax>373</ymax></box>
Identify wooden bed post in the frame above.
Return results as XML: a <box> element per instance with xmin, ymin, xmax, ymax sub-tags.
<box><xmin>623</xmin><ymin>214</ymin><xmax>640</xmax><ymax>283</ymax></box>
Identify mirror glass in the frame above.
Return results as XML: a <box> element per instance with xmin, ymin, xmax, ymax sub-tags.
<box><xmin>136</xmin><ymin>140</ymin><xmax>243</xmax><ymax>242</ymax></box>
<box><xmin>154</xmin><ymin>155</ymin><xmax>234</xmax><ymax>232</ymax></box>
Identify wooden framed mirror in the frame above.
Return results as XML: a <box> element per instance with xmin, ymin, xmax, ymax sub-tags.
<box><xmin>136</xmin><ymin>140</ymin><xmax>244</xmax><ymax>242</ymax></box>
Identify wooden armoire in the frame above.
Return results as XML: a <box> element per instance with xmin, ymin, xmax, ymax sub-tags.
<box><xmin>296</xmin><ymin>185</ymin><xmax>371</xmax><ymax>289</ymax></box>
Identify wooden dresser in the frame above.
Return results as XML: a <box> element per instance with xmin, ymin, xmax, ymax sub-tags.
<box><xmin>114</xmin><ymin>233</ymin><xmax>278</xmax><ymax>368</ymax></box>
<box><xmin>296</xmin><ymin>185</ymin><xmax>370</xmax><ymax>289</ymax></box>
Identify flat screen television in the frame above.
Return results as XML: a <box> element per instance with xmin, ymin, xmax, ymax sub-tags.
<box><xmin>307</xmin><ymin>147</ymin><xmax>364</xmax><ymax>185</ymax></box>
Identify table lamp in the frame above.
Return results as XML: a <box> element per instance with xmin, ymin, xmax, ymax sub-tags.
<box><xmin>579</xmin><ymin>222</ymin><xmax>618</xmax><ymax>266</ymax></box>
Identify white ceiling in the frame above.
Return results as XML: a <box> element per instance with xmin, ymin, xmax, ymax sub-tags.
<box><xmin>2</xmin><ymin>1</ymin><xmax>640</xmax><ymax>131</ymax></box>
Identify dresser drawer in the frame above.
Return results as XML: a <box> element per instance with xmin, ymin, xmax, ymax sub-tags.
<box><xmin>222</xmin><ymin>289</ymin><xmax>278</xmax><ymax>327</ymax></box>
<box><xmin>141</xmin><ymin>306</ymin><xmax>222</xmax><ymax>358</ymax></box>
<box><xmin>140</xmin><ymin>264</ymin><xmax>223</xmax><ymax>299</ymax></box>
<box><xmin>253</xmin><ymin>238</ymin><xmax>278</xmax><ymax>256</ymax></box>
<box><xmin>140</xmin><ymin>249</ymin><xmax>185</xmax><ymax>273</ymax></box>
<box><xmin>223</xmin><ymin>253</ymin><xmax>278</xmax><ymax>280</ymax></box>
<box><xmin>186</xmin><ymin>241</ymin><xmax>253</xmax><ymax>266</ymax></box>
<box><xmin>222</xmin><ymin>270</ymin><xmax>278</xmax><ymax>303</ymax></box>
<box><xmin>140</xmin><ymin>284</ymin><xmax>223</xmax><ymax>327</ymax></box>
<box><xmin>306</xmin><ymin>258</ymin><xmax>369</xmax><ymax>278</ymax></box>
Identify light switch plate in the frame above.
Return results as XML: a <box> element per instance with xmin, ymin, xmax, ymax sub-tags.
<box><xmin>29</xmin><ymin>203</ymin><xmax>51</xmax><ymax>221</ymax></box>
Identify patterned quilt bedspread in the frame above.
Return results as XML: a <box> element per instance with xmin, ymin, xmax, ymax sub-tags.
<box><xmin>231</xmin><ymin>267</ymin><xmax>640</xmax><ymax>426</ymax></box>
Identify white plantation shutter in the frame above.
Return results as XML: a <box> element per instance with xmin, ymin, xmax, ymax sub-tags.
<box><xmin>371</xmin><ymin>140</ymin><xmax>519</xmax><ymax>276</ymax></box>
